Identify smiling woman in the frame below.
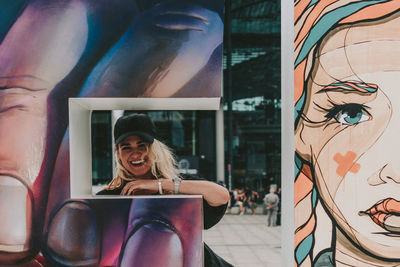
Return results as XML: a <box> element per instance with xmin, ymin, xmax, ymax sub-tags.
<box><xmin>294</xmin><ymin>1</ymin><xmax>400</xmax><ymax>266</ymax></box>
<box><xmin>98</xmin><ymin>113</ymin><xmax>177</xmax><ymax>194</ymax></box>
<box><xmin>98</xmin><ymin>113</ymin><xmax>229</xmax><ymax>204</ymax></box>
<box><xmin>96</xmin><ymin>113</ymin><xmax>232</xmax><ymax>266</ymax></box>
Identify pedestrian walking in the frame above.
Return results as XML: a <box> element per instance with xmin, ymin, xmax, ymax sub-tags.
<box><xmin>264</xmin><ymin>187</ymin><xmax>279</xmax><ymax>227</ymax></box>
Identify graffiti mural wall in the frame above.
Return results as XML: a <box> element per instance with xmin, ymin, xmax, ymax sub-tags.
<box><xmin>0</xmin><ymin>0</ymin><xmax>224</xmax><ymax>266</ymax></box>
<box><xmin>294</xmin><ymin>0</ymin><xmax>400</xmax><ymax>266</ymax></box>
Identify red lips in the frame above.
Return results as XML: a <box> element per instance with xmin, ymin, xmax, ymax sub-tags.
<box><xmin>362</xmin><ymin>198</ymin><xmax>400</xmax><ymax>232</ymax></box>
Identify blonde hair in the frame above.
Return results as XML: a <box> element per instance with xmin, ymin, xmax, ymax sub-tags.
<box><xmin>105</xmin><ymin>139</ymin><xmax>180</xmax><ymax>190</ymax></box>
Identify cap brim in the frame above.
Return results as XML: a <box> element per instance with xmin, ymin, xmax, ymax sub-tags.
<box><xmin>115</xmin><ymin>131</ymin><xmax>154</xmax><ymax>145</ymax></box>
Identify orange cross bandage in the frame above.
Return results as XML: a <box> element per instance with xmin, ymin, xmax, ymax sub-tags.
<box><xmin>333</xmin><ymin>151</ymin><xmax>360</xmax><ymax>177</ymax></box>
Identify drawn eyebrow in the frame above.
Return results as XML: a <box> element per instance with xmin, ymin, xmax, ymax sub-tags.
<box><xmin>316</xmin><ymin>81</ymin><xmax>378</xmax><ymax>94</ymax></box>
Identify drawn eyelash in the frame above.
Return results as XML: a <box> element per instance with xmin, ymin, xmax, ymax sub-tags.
<box><xmin>324</xmin><ymin>103</ymin><xmax>370</xmax><ymax>120</ymax></box>
<box><xmin>302</xmin><ymin>100</ymin><xmax>371</xmax><ymax>126</ymax></box>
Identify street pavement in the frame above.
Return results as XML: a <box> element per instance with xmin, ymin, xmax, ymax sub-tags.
<box><xmin>204</xmin><ymin>214</ymin><xmax>281</xmax><ymax>267</ymax></box>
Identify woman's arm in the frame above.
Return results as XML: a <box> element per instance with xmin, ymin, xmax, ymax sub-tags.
<box><xmin>161</xmin><ymin>179</ymin><xmax>230</xmax><ymax>207</ymax></box>
<box><xmin>119</xmin><ymin>179</ymin><xmax>230</xmax><ymax>207</ymax></box>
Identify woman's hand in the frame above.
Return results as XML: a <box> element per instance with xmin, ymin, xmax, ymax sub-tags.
<box><xmin>121</xmin><ymin>180</ymin><xmax>159</xmax><ymax>196</ymax></box>
<box><xmin>161</xmin><ymin>179</ymin><xmax>230</xmax><ymax>207</ymax></box>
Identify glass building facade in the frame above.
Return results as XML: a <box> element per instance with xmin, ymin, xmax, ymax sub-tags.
<box><xmin>225</xmin><ymin>0</ymin><xmax>281</xmax><ymax>192</ymax></box>
<box><xmin>91</xmin><ymin>0</ymin><xmax>281</xmax><ymax>196</ymax></box>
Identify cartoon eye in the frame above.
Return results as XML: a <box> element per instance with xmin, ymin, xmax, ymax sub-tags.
<box><xmin>333</xmin><ymin>104</ymin><xmax>371</xmax><ymax>125</ymax></box>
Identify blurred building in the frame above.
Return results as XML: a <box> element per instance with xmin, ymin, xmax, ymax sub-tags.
<box><xmin>91</xmin><ymin>0</ymin><xmax>281</xmax><ymax>193</ymax></box>
<box><xmin>225</xmin><ymin>0</ymin><xmax>281</xmax><ymax>191</ymax></box>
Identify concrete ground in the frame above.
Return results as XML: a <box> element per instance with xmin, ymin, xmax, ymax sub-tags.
<box><xmin>204</xmin><ymin>214</ymin><xmax>281</xmax><ymax>267</ymax></box>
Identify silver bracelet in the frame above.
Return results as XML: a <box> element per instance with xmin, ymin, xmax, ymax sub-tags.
<box><xmin>158</xmin><ymin>180</ymin><xmax>163</xmax><ymax>195</ymax></box>
<box><xmin>172</xmin><ymin>177</ymin><xmax>182</xmax><ymax>194</ymax></box>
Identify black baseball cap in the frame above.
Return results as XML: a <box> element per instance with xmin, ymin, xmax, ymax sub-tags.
<box><xmin>114</xmin><ymin>113</ymin><xmax>157</xmax><ymax>145</ymax></box>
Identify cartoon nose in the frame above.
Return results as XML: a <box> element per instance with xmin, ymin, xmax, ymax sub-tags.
<box><xmin>380</xmin><ymin>164</ymin><xmax>400</xmax><ymax>184</ymax></box>
<box><xmin>368</xmin><ymin>164</ymin><xmax>400</xmax><ymax>185</ymax></box>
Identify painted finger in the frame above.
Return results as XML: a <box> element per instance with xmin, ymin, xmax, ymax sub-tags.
<box><xmin>43</xmin><ymin>201</ymin><xmax>101</xmax><ymax>266</ymax></box>
<box><xmin>120</xmin><ymin>222</ymin><xmax>183</xmax><ymax>267</ymax></box>
<box><xmin>40</xmin><ymin>1</ymin><xmax>140</xmax><ymax>265</ymax></box>
<box><xmin>0</xmin><ymin>1</ymin><xmax>89</xmax><ymax>263</ymax></box>
<box><xmin>121</xmin><ymin>198</ymin><xmax>203</xmax><ymax>267</ymax></box>
<box><xmin>78</xmin><ymin>1</ymin><xmax>223</xmax><ymax>98</ymax></box>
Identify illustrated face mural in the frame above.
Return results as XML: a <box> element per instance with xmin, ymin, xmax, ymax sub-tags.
<box><xmin>296</xmin><ymin>12</ymin><xmax>400</xmax><ymax>262</ymax></box>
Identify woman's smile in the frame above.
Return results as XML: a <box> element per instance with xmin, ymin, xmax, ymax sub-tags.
<box><xmin>129</xmin><ymin>159</ymin><xmax>145</xmax><ymax>166</ymax></box>
<box><xmin>127</xmin><ymin>158</ymin><xmax>148</xmax><ymax>172</ymax></box>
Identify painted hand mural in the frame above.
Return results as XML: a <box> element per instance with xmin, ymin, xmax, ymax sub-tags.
<box><xmin>0</xmin><ymin>0</ymin><xmax>224</xmax><ymax>266</ymax></box>
<box><xmin>295</xmin><ymin>1</ymin><xmax>400</xmax><ymax>266</ymax></box>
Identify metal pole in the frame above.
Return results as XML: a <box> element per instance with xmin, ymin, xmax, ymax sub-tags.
<box><xmin>192</xmin><ymin>111</ymin><xmax>196</xmax><ymax>156</ymax></box>
<box><xmin>225</xmin><ymin>0</ymin><xmax>233</xmax><ymax>191</ymax></box>
<box><xmin>282</xmin><ymin>0</ymin><xmax>295</xmax><ymax>265</ymax></box>
<box><xmin>216</xmin><ymin>107</ymin><xmax>225</xmax><ymax>184</ymax></box>
<box><xmin>111</xmin><ymin>110</ymin><xmax>124</xmax><ymax>177</ymax></box>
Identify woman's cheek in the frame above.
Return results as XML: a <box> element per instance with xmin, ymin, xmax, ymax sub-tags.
<box><xmin>313</xmin><ymin>111</ymin><xmax>389</xmax><ymax>197</ymax></box>
<box><xmin>332</xmin><ymin>151</ymin><xmax>360</xmax><ymax>177</ymax></box>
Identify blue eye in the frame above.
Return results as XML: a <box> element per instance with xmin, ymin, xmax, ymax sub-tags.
<box><xmin>331</xmin><ymin>104</ymin><xmax>371</xmax><ymax>125</ymax></box>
